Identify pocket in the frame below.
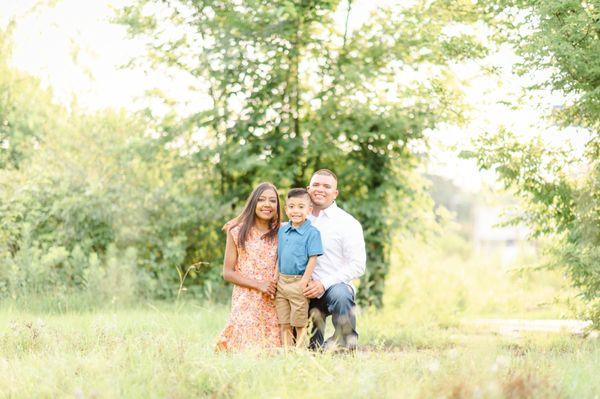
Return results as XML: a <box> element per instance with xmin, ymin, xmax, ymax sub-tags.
<box><xmin>291</xmin><ymin>281</ymin><xmax>307</xmax><ymax>301</ymax></box>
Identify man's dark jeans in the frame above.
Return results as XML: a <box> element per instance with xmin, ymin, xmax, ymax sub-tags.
<box><xmin>308</xmin><ymin>283</ymin><xmax>358</xmax><ymax>350</ymax></box>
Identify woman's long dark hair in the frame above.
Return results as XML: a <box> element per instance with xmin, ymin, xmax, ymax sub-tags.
<box><xmin>233</xmin><ymin>182</ymin><xmax>281</xmax><ymax>249</ymax></box>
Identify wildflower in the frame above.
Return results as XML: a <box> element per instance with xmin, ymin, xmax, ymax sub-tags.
<box><xmin>427</xmin><ymin>358</ymin><xmax>440</xmax><ymax>373</ymax></box>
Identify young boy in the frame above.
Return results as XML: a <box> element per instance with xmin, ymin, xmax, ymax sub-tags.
<box><xmin>275</xmin><ymin>188</ymin><xmax>323</xmax><ymax>348</ymax></box>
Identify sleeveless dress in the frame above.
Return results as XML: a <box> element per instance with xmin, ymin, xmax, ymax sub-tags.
<box><xmin>216</xmin><ymin>225</ymin><xmax>281</xmax><ymax>351</ymax></box>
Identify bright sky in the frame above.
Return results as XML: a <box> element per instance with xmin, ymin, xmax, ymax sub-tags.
<box><xmin>2</xmin><ymin>0</ymin><xmax>150</xmax><ymax>109</ymax></box>
<box><xmin>1</xmin><ymin>0</ymin><xmax>589</xmax><ymax>193</ymax></box>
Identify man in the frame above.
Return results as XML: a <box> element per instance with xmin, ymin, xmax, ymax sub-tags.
<box><xmin>302</xmin><ymin>169</ymin><xmax>366</xmax><ymax>351</ymax></box>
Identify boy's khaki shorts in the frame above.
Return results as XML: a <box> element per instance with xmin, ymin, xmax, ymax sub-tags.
<box><xmin>275</xmin><ymin>274</ymin><xmax>309</xmax><ymax>327</ymax></box>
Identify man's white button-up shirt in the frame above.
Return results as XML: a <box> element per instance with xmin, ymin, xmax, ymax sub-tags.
<box><xmin>308</xmin><ymin>201</ymin><xmax>366</xmax><ymax>294</ymax></box>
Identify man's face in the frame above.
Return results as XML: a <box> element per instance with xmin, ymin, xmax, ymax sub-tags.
<box><xmin>307</xmin><ymin>174</ymin><xmax>338</xmax><ymax>208</ymax></box>
<box><xmin>285</xmin><ymin>195</ymin><xmax>312</xmax><ymax>225</ymax></box>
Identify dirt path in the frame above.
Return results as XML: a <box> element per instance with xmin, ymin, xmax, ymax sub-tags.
<box><xmin>465</xmin><ymin>319</ymin><xmax>594</xmax><ymax>335</ymax></box>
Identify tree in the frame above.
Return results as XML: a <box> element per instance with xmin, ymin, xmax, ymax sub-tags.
<box><xmin>0</xmin><ymin>24</ymin><xmax>62</xmax><ymax>170</ymax></box>
<box><xmin>117</xmin><ymin>0</ymin><xmax>491</xmax><ymax>306</ymax></box>
<box><xmin>468</xmin><ymin>0</ymin><xmax>600</xmax><ymax>325</ymax></box>
<box><xmin>0</xmin><ymin>26</ymin><xmax>226</xmax><ymax>301</ymax></box>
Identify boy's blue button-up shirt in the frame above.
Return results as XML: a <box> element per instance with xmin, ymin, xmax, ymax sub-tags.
<box><xmin>277</xmin><ymin>219</ymin><xmax>323</xmax><ymax>276</ymax></box>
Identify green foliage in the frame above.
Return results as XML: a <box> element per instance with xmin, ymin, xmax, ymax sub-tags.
<box><xmin>116</xmin><ymin>0</ymin><xmax>491</xmax><ymax>306</ymax></box>
<box><xmin>466</xmin><ymin>0</ymin><xmax>600</xmax><ymax>325</ymax></box>
<box><xmin>466</xmin><ymin>133</ymin><xmax>599</xmax><ymax>324</ymax></box>
<box><xmin>0</xmin><ymin>106</ymin><xmax>228</xmax><ymax>300</ymax></box>
<box><xmin>490</xmin><ymin>0</ymin><xmax>600</xmax><ymax>129</ymax></box>
<box><xmin>0</xmin><ymin>25</ymin><xmax>63</xmax><ymax>170</ymax></box>
<box><xmin>0</xmin><ymin>23</ymin><xmax>229</xmax><ymax>300</ymax></box>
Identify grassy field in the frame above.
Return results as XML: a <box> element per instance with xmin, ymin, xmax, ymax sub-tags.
<box><xmin>0</xmin><ymin>302</ymin><xmax>599</xmax><ymax>399</ymax></box>
<box><xmin>1</xmin><ymin>234</ymin><xmax>597</xmax><ymax>398</ymax></box>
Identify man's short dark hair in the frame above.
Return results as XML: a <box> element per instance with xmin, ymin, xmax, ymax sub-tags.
<box><xmin>312</xmin><ymin>168</ymin><xmax>337</xmax><ymax>182</ymax></box>
<box><xmin>287</xmin><ymin>187</ymin><xmax>310</xmax><ymax>200</ymax></box>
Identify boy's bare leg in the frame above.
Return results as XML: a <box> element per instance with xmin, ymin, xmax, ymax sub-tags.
<box><xmin>281</xmin><ymin>324</ymin><xmax>294</xmax><ymax>347</ymax></box>
<box><xmin>295</xmin><ymin>326</ymin><xmax>308</xmax><ymax>348</ymax></box>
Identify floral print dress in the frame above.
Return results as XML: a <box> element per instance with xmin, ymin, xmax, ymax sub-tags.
<box><xmin>216</xmin><ymin>225</ymin><xmax>281</xmax><ymax>351</ymax></box>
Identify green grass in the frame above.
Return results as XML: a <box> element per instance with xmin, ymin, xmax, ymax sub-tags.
<box><xmin>381</xmin><ymin>235</ymin><xmax>587</xmax><ymax>324</ymax></box>
<box><xmin>0</xmin><ymin>303</ymin><xmax>598</xmax><ymax>399</ymax></box>
<box><xmin>1</xmin><ymin>231</ymin><xmax>595</xmax><ymax>398</ymax></box>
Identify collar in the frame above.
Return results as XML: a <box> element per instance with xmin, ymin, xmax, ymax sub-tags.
<box><xmin>283</xmin><ymin>219</ymin><xmax>313</xmax><ymax>235</ymax></box>
<box><xmin>315</xmin><ymin>201</ymin><xmax>338</xmax><ymax>218</ymax></box>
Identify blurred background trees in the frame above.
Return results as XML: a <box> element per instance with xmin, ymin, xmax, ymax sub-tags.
<box><xmin>0</xmin><ymin>0</ymin><xmax>597</xmax><ymax>323</ymax></box>
<box><xmin>465</xmin><ymin>0</ymin><xmax>599</xmax><ymax>325</ymax></box>
<box><xmin>1</xmin><ymin>25</ymin><xmax>227</xmax><ymax>304</ymax></box>
<box><xmin>115</xmin><ymin>0</ymin><xmax>490</xmax><ymax>306</ymax></box>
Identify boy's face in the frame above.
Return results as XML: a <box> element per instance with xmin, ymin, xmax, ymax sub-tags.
<box><xmin>285</xmin><ymin>195</ymin><xmax>312</xmax><ymax>225</ymax></box>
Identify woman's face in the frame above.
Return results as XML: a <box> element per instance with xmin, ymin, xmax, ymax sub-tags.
<box><xmin>255</xmin><ymin>188</ymin><xmax>278</xmax><ymax>221</ymax></box>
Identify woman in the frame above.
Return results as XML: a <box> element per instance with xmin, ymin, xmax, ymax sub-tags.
<box><xmin>216</xmin><ymin>182</ymin><xmax>282</xmax><ymax>351</ymax></box>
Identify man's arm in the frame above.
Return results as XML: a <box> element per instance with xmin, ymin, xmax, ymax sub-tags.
<box><xmin>318</xmin><ymin>219</ymin><xmax>366</xmax><ymax>291</ymax></box>
<box><xmin>304</xmin><ymin>220</ymin><xmax>365</xmax><ymax>298</ymax></box>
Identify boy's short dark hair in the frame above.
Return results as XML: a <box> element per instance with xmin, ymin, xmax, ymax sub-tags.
<box><xmin>287</xmin><ymin>188</ymin><xmax>310</xmax><ymax>200</ymax></box>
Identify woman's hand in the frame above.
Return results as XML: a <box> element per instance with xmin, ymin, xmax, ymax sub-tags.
<box><xmin>255</xmin><ymin>279</ymin><xmax>277</xmax><ymax>298</ymax></box>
